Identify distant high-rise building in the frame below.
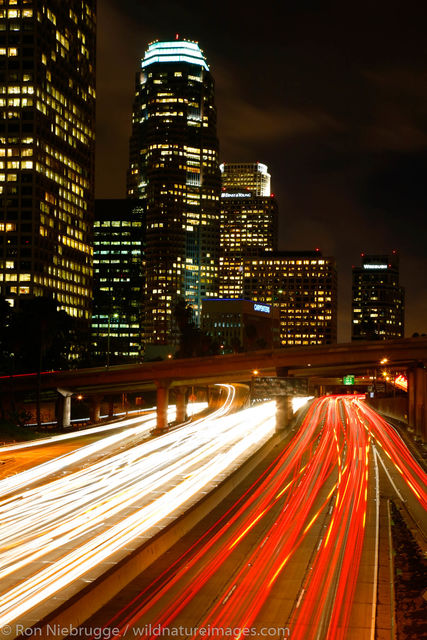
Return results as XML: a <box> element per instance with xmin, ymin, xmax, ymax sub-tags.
<box><xmin>127</xmin><ymin>40</ymin><xmax>220</xmax><ymax>345</ymax></box>
<box><xmin>91</xmin><ymin>200</ymin><xmax>145</xmax><ymax>364</ymax></box>
<box><xmin>352</xmin><ymin>252</ymin><xmax>404</xmax><ymax>341</ymax></box>
<box><xmin>219</xmin><ymin>189</ymin><xmax>278</xmax><ymax>298</ymax></box>
<box><xmin>220</xmin><ymin>162</ymin><xmax>271</xmax><ymax>196</ymax></box>
<box><xmin>0</xmin><ymin>0</ymin><xmax>96</xmax><ymax>321</ymax></box>
<box><xmin>243</xmin><ymin>251</ymin><xmax>337</xmax><ymax>346</ymax></box>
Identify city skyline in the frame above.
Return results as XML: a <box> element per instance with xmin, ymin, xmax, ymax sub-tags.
<box><xmin>0</xmin><ymin>3</ymin><xmax>425</xmax><ymax>635</ymax></box>
<box><xmin>96</xmin><ymin>0</ymin><xmax>427</xmax><ymax>340</ymax></box>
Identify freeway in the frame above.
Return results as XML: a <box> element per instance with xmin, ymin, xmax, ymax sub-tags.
<box><xmin>0</xmin><ymin>403</ymin><xmax>212</xmax><ymax>480</ymax></box>
<box><xmin>0</xmin><ymin>407</ymin><xmax>174</xmax><ymax>480</ymax></box>
<box><xmin>79</xmin><ymin>395</ymin><xmax>426</xmax><ymax>640</ymax></box>
<box><xmin>0</xmin><ymin>385</ymin><xmax>278</xmax><ymax>633</ymax></box>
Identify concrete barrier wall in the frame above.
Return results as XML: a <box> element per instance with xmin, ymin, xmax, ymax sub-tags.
<box><xmin>367</xmin><ymin>396</ymin><xmax>408</xmax><ymax>423</ymax></box>
<box><xmin>17</xmin><ymin>433</ymin><xmax>282</xmax><ymax>640</ymax></box>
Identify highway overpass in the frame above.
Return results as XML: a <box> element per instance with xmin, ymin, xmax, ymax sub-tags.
<box><xmin>1</xmin><ymin>337</ymin><xmax>426</xmax><ymax>439</ymax></box>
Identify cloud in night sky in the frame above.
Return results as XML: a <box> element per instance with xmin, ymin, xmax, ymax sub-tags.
<box><xmin>96</xmin><ymin>0</ymin><xmax>427</xmax><ymax>339</ymax></box>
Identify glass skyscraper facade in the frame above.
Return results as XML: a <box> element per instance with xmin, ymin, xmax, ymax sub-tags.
<box><xmin>91</xmin><ymin>200</ymin><xmax>145</xmax><ymax>364</ymax></box>
<box><xmin>127</xmin><ymin>40</ymin><xmax>220</xmax><ymax>345</ymax></box>
<box><xmin>0</xmin><ymin>0</ymin><xmax>96</xmax><ymax>321</ymax></box>
<box><xmin>352</xmin><ymin>253</ymin><xmax>404</xmax><ymax>340</ymax></box>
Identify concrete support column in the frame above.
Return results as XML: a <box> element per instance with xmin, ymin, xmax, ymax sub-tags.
<box><xmin>275</xmin><ymin>367</ymin><xmax>293</xmax><ymax>431</ymax></box>
<box><xmin>175</xmin><ymin>386</ymin><xmax>187</xmax><ymax>423</ymax></box>
<box><xmin>63</xmin><ymin>395</ymin><xmax>72</xmax><ymax>428</ymax></box>
<box><xmin>407</xmin><ymin>365</ymin><xmax>427</xmax><ymax>442</ymax></box>
<box><xmin>415</xmin><ymin>367</ymin><xmax>427</xmax><ymax>442</ymax></box>
<box><xmin>275</xmin><ymin>395</ymin><xmax>293</xmax><ymax>432</ymax></box>
<box><xmin>208</xmin><ymin>385</ymin><xmax>221</xmax><ymax>409</ymax></box>
<box><xmin>90</xmin><ymin>395</ymin><xmax>103</xmax><ymax>423</ymax></box>
<box><xmin>57</xmin><ymin>388</ymin><xmax>73</xmax><ymax>429</ymax></box>
<box><xmin>156</xmin><ymin>380</ymin><xmax>170</xmax><ymax>430</ymax></box>
<box><xmin>408</xmin><ymin>368</ymin><xmax>416</xmax><ymax>428</ymax></box>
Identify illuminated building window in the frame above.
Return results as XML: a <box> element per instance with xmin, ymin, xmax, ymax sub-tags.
<box><xmin>0</xmin><ymin>0</ymin><xmax>96</xmax><ymax>334</ymax></box>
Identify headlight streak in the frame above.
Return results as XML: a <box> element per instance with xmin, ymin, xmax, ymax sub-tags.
<box><xmin>0</xmin><ymin>407</ymin><xmax>161</xmax><ymax>453</ymax></box>
<box><xmin>0</xmin><ymin>408</ymin><xmax>178</xmax><ymax>497</ymax></box>
<box><xmin>0</xmin><ymin>387</ymin><xmax>277</xmax><ymax>628</ymax></box>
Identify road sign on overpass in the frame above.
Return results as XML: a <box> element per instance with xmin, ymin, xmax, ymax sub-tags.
<box><xmin>252</xmin><ymin>377</ymin><xmax>309</xmax><ymax>398</ymax></box>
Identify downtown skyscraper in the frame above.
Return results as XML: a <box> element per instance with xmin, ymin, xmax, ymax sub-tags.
<box><xmin>219</xmin><ymin>189</ymin><xmax>278</xmax><ymax>299</ymax></box>
<box><xmin>352</xmin><ymin>252</ymin><xmax>404</xmax><ymax>340</ymax></box>
<box><xmin>0</xmin><ymin>0</ymin><xmax>96</xmax><ymax>321</ymax></box>
<box><xmin>128</xmin><ymin>39</ymin><xmax>220</xmax><ymax>346</ymax></box>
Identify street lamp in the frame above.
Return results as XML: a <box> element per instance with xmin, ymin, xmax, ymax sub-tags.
<box><xmin>106</xmin><ymin>313</ymin><xmax>119</xmax><ymax>367</ymax></box>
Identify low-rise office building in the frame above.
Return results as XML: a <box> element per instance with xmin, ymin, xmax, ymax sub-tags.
<box><xmin>243</xmin><ymin>251</ymin><xmax>337</xmax><ymax>346</ymax></box>
<box><xmin>201</xmin><ymin>298</ymin><xmax>280</xmax><ymax>352</ymax></box>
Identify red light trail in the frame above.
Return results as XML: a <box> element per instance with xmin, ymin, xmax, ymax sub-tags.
<box><xmin>91</xmin><ymin>395</ymin><xmax>426</xmax><ymax>640</ymax></box>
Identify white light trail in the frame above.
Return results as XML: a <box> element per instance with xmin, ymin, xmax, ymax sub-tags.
<box><xmin>0</xmin><ymin>406</ymin><xmax>159</xmax><ymax>453</ymax></box>
<box><xmin>0</xmin><ymin>387</ymin><xmax>275</xmax><ymax>628</ymax></box>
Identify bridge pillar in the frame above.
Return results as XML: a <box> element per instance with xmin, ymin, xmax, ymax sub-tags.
<box><xmin>275</xmin><ymin>395</ymin><xmax>293</xmax><ymax>432</ymax></box>
<box><xmin>408</xmin><ymin>368</ymin><xmax>416</xmax><ymax>427</ymax></box>
<box><xmin>90</xmin><ymin>395</ymin><xmax>103</xmax><ymax>423</ymax></box>
<box><xmin>156</xmin><ymin>380</ymin><xmax>170</xmax><ymax>430</ymax></box>
<box><xmin>57</xmin><ymin>388</ymin><xmax>73</xmax><ymax>429</ymax></box>
<box><xmin>208</xmin><ymin>385</ymin><xmax>222</xmax><ymax>409</ymax></box>
<box><xmin>175</xmin><ymin>386</ymin><xmax>188</xmax><ymax>423</ymax></box>
<box><xmin>108</xmin><ymin>397</ymin><xmax>114</xmax><ymax>418</ymax></box>
<box><xmin>408</xmin><ymin>365</ymin><xmax>427</xmax><ymax>442</ymax></box>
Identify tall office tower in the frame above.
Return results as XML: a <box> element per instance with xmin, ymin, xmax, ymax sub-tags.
<box><xmin>0</xmin><ymin>1</ymin><xmax>96</xmax><ymax>321</ymax></box>
<box><xmin>220</xmin><ymin>162</ymin><xmax>271</xmax><ymax>196</ymax></box>
<box><xmin>352</xmin><ymin>252</ymin><xmax>404</xmax><ymax>341</ymax></box>
<box><xmin>91</xmin><ymin>200</ymin><xmax>145</xmax><ymax>364</ymax></box>
<box><xmin>243</xmin><ymin>251</ymin><xmax>337</xmax><ymax>346</ymax></box>
<box><xmin>219</xmin><ymin>189</ymin><xmax>278</xmax><ymax>298</ymax></box>
<box><xmin>127</xmin><ymin>40</ymin><xmax>220</xmax><ymax>346</ymax></box>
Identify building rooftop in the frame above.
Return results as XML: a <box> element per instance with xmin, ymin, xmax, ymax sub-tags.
<box><xmin>141</xmin><ymin>40</ymin><xmax>209</xmax><ymax>70</ymax></box>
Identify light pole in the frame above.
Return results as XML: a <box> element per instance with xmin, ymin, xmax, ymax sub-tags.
<box><xmin>106</xmin><ymin>313</ymin><xmax>119</xmax><ymax>367</ymax></box>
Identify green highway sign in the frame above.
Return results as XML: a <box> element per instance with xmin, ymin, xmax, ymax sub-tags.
<box><xmin>343</xmin><ymin>375</ymin><xmax>355</xmax><ymax>386</ymax></box>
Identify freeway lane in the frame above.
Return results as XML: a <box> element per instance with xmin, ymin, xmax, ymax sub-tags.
<box><xmin>0</xmin><ymin>407</ymin><xmax>168</xmax><ymax>480</ymax></box>
<box><xmin>0</xmin><ymin>385</ymin><xmax>278</xmax><ymax>633</ymax></box>
<box><xmin>0</xmin><ymin>407</ymin><xmax>186</xmax><ymax>488</ymax></box>
<box><xmin>79</xmin><ymin>395</ymin><xmax>426</xmax><ymax>640</ymax></box>
<box><xmin>0</xmin><ymin>402</ymin><xmax>210</xmax><ymax>481</ymax></box>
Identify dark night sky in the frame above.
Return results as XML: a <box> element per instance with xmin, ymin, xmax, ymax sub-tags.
<box><xmin>96</xmin><ymin>0</ymin><xmax>427</xmax><ymax>341</ymax></box>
